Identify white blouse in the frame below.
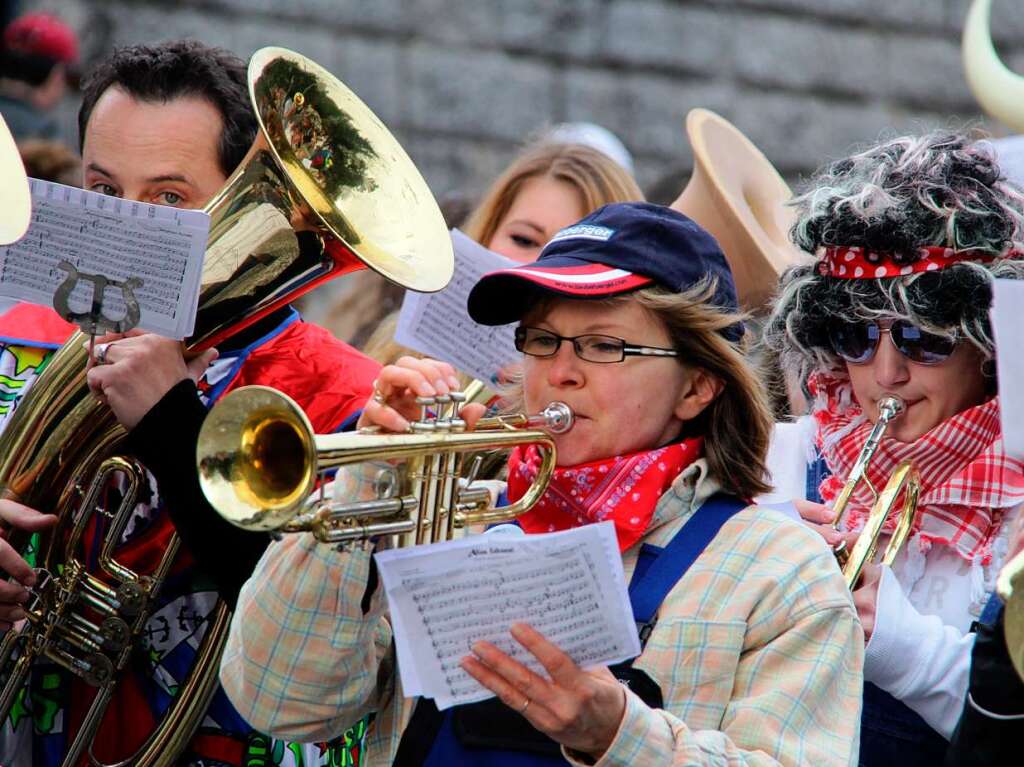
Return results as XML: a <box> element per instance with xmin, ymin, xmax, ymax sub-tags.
<box><xmin>763</xmin><ymin>417</ymin><xmax>1019</xmax><ymax>739</ymax></box>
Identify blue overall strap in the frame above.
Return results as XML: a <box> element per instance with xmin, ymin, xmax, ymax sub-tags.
<box><xmin>806</xmin><ymin>453</ymin><xmax>830</xmax><ymax>504</ymax></box>
<box><xmin>978</xmin><ymin>592</ymin><xmax>1004</xmax><ymax>628</ymax></box>
<box><xmin>628</xmin><ymin>493</ymin><xmax>748</xmax><ymax>645</ymax></box>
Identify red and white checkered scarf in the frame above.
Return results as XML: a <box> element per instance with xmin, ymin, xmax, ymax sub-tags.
<box><xmin>810</xmin><ymin>372</ymin><xmax>1024</xmax><ymax>563</ymax></box>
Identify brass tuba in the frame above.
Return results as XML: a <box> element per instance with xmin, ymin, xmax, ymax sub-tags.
<box><xmin>829</xmin><ymin>396</ymin><xmax>921</xmax><ymax>589</ymax></box>
<box><xmin>196</xmin><ymin>385</ymin><xmax>573</xmax><ymax>547</ymax></box>
<box><xmin>0</xmin><ymin>47</ymin><xmax>452</xmax><ymax>767</ymax></box>
<box><xmin>671</xmin><ymin>108</ymin><xmax>804</xmax><ymax>313</ymax></box>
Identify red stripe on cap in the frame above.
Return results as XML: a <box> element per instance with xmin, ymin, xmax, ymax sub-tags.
<box><xmin>490</xmin><ymin>265</ymin><xmax>653</xmax><ymax>296</ymax></box>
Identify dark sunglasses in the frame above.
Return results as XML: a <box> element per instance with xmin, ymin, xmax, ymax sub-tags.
<box><xmin>828</xmin><ymin>320</ymin><xmax>957</xmax><ymax>365</ymax></box>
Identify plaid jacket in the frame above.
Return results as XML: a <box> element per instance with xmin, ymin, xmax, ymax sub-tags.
<box><xmin>220</xmin><ymin>460</ymin><xmax>864</xmax><ymax>766</ymax></box>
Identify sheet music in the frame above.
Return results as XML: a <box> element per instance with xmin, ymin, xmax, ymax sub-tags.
<box><xmin>375</xmin><ymin>522</ymin><xmax>640</xmax><ymax>710</ymax></box>
<box><xmin>395</xmin><ymin>230</ymin><xmax>518</xmax><ymax>383</ymax></box>
<box><xmin>0</xmin><ymin>178</ymin><xmax>210</xmax><ymax>338</ymax></box>
<box><xmin>992</xmin><ymin>279</ymin><xmax>1024</xmax><ymax>458</ymax></box>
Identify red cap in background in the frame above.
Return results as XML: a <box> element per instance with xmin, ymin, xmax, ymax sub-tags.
<box><xmin>3</xmin><ymin>13</ymin><xmax>79</xmax><ymax>65</ymax></box>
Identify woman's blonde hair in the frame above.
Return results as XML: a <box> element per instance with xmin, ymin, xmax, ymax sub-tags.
<box><xmin>509</xmin><ymin>283</ymin><xmax>773</xmax><ymax>499</ymax></box>
<box><xmin>632</xmin><ymin>285</ymin><xmax>773</xmax><ymax>499</ymax></box>
<box><xmin>461</xmin><ymin>142</ymin><xmax>643</xmax><ymax>246</ymax></box>
<box><xmin>360</xmin><ymin>142</ymin><xmax>641</xmax><ymax>366</ymax></box>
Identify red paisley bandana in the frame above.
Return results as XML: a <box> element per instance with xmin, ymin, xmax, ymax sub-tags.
<box><xmin>818</xmin><ymin>245</ymin><xmax>1000</xmax><ymax>279</ymax></box>
<box><xmin>507</xmin><ymin>438</ymin><xmax>703</xmax><ymax>552</ymax></box>
<box><xmin>809</xmin><ymin>372</ymin><xmax>1024</xmax><ymax>563</ymax></box>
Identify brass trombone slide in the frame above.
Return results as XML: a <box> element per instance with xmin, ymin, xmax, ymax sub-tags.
<box><xmin>197</xmin><ymin>385</ymin><xmax>573</xmax><ymax>547</ymax></box>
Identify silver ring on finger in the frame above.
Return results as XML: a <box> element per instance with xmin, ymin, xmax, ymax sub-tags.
<box><xmin>518</xmin><ymin>697</ymin><xmax>531</xmax><ymax>714</ymax></box>
<box><xmin>371</xmin><ymin>381</ymin><xmax>387</xmax><ymax>406</ymax></box>
<box><xmin>94</xmin><ymin>343</ymin><xmax>111</xmax><ymax>365</ymax></box>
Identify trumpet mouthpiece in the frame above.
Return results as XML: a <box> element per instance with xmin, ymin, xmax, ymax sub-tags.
<box><xmin>540</xmin><ymin>402</ymin><xmax>574</xmax><ymax>434</ymax></box>
<box><xmin>878</xmin><ymin>396</ymin><xmax>905</xmax><ymax>420</ymax></box>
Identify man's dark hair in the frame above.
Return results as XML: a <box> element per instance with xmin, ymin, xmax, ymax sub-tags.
<box><xmin>78</xmin><ymin>40</ymin><xmax>257</xmax><ymax>176</ymax></box>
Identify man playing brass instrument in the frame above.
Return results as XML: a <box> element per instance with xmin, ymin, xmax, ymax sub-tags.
<box><xmin>764</xmin><ymin>130</ymin><xmax>1024</xmax><ymax>765</ymax></box>
<box><xmin>0</xmin><ymin>40</ymin><xmax>379</xmax><ymax>767</ymax></box>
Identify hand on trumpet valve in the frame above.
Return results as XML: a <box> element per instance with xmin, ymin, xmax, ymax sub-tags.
<box><xmin>793</xmin><ymin>499</ymin><xmax>859</xmax><ymax>553</ymax></box>
<box><xmin>358</xmin><ymin>356</ymin><xmax>485</xmax><ymax>433</ymax></box>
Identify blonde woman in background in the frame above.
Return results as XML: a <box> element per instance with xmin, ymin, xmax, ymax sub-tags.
<box><xmin>348</xmin><ymin>141</ymin><xmax>645</xmax><ymax>363</ymax></box>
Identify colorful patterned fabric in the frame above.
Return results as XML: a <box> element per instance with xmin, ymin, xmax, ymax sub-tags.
<box><xmin>0</xmin><ymin>303</ymin><xmax>379</xmax><ymax>767</ymax></box>
<box><xmin>507</xmin><ymin>438</ymin><xmax>702</xmax><ymax>551</ymax></box>
<box><xmin>222</xmin><ymin>460</ymin><xmax>864</xmax><ymax>766</ymax></box>
<box><xmin>0</xmin><ymin>301</ymin><xmax>70</xmax><ymax>429</ymax></box>
<box><xmin>810</xmin><ymin>372</ymin><xmax>1024</xmax><ymax>563</ymax></box>
<box><xmin>817</xmin><ymin>245</ymin><xmax>1004</xmax><ymax>279</ymax></box>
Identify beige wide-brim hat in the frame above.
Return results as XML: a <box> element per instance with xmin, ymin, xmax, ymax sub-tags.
<box><xmin>0</xmin><ymin>114</ymin><xmax>31</xmax><ymax>245</ymax></box>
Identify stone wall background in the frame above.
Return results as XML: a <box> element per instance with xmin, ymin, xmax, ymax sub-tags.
<box><xmin>22</xmin><ymin>0</ymin><xmax>1024</xmax><ymax>205</ymax></box>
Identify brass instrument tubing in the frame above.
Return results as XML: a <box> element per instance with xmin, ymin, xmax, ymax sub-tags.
<box><xmin>288</xmin><ymin>496</ymin><xmax>420</xmax><ymax>537</ymax></box>
<box><xmin>66</xmin><ymin>613</ymin><xmax>107</xmax><ymax>645</ymax></box>
<box><xmin>80</xmin><ymin>575</ymin><xmax>120</xmax><ymax>604</ymax></box>
<box><xmin>0</xmin><ymin>654</ymin><xmax>32</xmax><ymax>721</ymax></box>
<box><xmin>831</xmin><ymin>398</ymin><xmax>904</xmax><ymax>532</ymax></box>
<box><xmin>80</xmin><ymin>587</ymin><xmax>122</xmax><ymax>616</ymax></box>
<box><xmin>45</xmin><ymin>644</ymin><xmax>102</xmax><ymax>679</ymax></box>
<box><xmin>431</xmin><ymin>395</ymin><xmax>458</xmax><ymax>544</ymax></box>
<box><xmin>318</xmin><ymin>518</ymin><xmax>418</xmax><ymax>545</ymax></box>
<box><xmin>415</xmin><ymin>397</ymin><xmax>439</xmax><ymax>546</ymax></box>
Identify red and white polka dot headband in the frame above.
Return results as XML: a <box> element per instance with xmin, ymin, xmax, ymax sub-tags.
<box><xmin>817</xmin><ymin>245</ymin><xmax>1005</xmax><ymax>279</ymax></box>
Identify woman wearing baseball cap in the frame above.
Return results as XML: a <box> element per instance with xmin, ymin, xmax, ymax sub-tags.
<box><xmin>222</xmin><ymin>202</ymin><xmax>864</xmax><ymax>766</ymax></box>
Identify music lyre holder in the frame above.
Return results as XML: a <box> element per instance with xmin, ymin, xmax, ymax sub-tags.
<box><xmin>52</xmin><ymin>260</ymin><xmax>144</xmax><ymax>358</ymax></box>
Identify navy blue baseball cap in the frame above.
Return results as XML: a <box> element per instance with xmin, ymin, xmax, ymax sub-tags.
<box><xmin>467</xmin><ymin>202</ymin><xmax>740</xmax><ymax>331</ymax></box>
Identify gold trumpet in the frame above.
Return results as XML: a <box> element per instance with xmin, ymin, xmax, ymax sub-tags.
<box><xmin>831</xmin><ymin>396</ymin><xmax>921</xmax><ymax>589</ymax></box>
<box><xmin>196</xmin><ymin>385</ymin><xmax>573</xmax><ymax>546</ymax></box>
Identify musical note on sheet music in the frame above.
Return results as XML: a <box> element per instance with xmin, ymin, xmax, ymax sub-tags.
<box><xmin>395</xmin><ymin>230</ymin><xmax>518</xmax><ymax>383</ymax></box>
<box><xmin>374</xmin><ymin>522</ymin><xmax>641</xmax><ymax>710</ymax></box>
<box><xmin>0</xmin><ymin>178</ymin><xmax>209</xmax><ymax>338</ymax></box>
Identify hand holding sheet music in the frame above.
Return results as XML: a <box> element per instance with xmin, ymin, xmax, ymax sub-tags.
<box><xmin>0</xmin><ymin>179</ymin><xmax>209</xmax><ymax>338</ymax></box>
<box><xmin>374</xmin><ymin>522</ymin><xmax>640</xmax><ymax>710</ymax></box>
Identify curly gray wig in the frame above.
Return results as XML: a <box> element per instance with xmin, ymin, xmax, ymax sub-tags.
<box><xmin>765</xmin><ymin>130</ymin><xmax>1024</xmax><ymax>388</ymax></box>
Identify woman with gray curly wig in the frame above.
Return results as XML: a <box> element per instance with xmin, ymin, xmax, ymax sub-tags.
<box><xmin>764</xmin><ymin>130</ymin><xmax>1024</xmax><ymax>766</ymax></box>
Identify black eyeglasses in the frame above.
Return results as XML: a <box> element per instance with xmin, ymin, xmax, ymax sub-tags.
<box><xmin>514</xmin><ymin>326</ymin><xmax>678</xmax><ymax>364</ymax></box>
<box><xmin>828</xmin><ymin>320</ymin><xmax>957</xmax><ymax>365</ymax></box>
